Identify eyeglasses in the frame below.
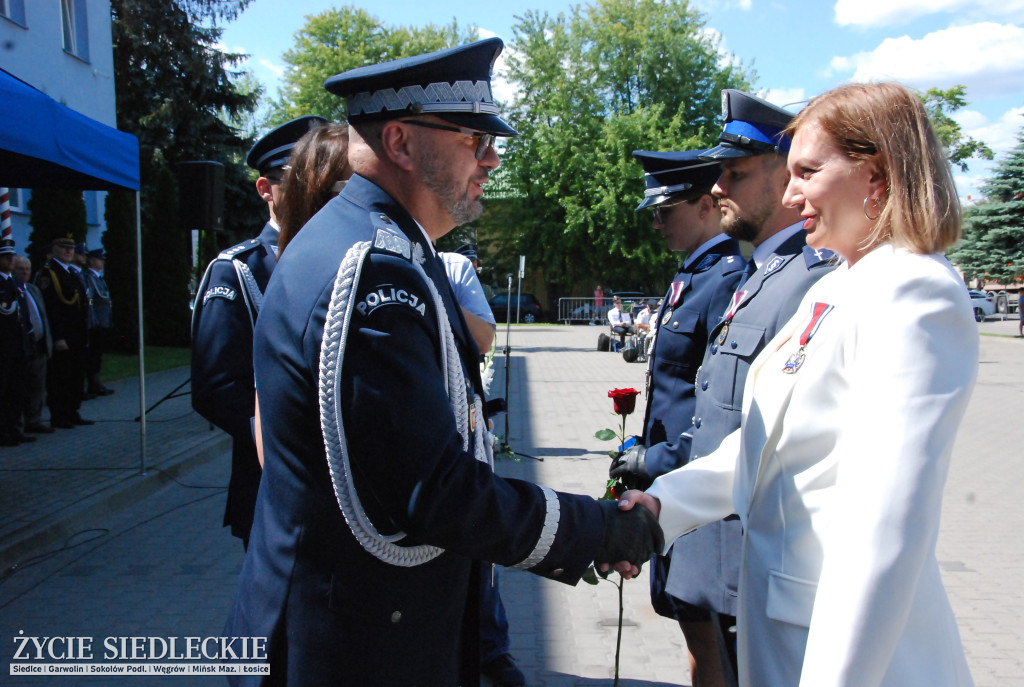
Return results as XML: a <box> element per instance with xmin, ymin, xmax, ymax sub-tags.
<box><xmin>400</xmin><ymin>119</ymin><xmax>496</xmax><ymax>160</ymax></box>
<box><xmin>653</xmin><ymin>199</ymin><xmax>690</xmax><ymax>223</ymax></box>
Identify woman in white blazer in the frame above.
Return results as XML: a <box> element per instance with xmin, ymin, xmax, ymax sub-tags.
<box><xmin>613</xmin><ymin>83</ymin><xmax>978</xmax><ymax>686</ymax></box>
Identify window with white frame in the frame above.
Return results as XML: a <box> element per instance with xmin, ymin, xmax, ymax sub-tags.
<box><xmin>61</xmin><ymin>0</ymin><xmax>90</xmax><ymax>62</ymax></box>
<box><xmin>0</xmin><ymin>0</ymin><xmax>27</xmax><ymax>26</ymax></box>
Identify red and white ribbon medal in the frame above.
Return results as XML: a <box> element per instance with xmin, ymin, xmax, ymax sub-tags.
<box><xmin>782</xmin><ymin>302</ymin><xmax>833</xmax><ymax>374</ymax></box>
<box><xmin>717</xmin><ymin>289</ymin><xmax>749</xmax><ymax>345</ymax></box>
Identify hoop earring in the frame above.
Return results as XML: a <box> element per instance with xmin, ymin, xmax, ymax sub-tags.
<box><xmin>863</xmin><ymin>195</ymin><xmax>881</xmax><ymax>221</ymax></box>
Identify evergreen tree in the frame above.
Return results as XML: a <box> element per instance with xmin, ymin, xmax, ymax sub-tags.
<box><xmin>25</xmin><ymin>189</ymin><xmax>87</xmax><ymax>271</ymax></box>
<box><xmin>111</xmin><ymin>0</ymin><xmax>260</xmax><ymax>343</ymax></box>
<box><xmin>142</xmin><ymin>165</ymin><xmax>192</xmax><ymax>347</ymax></box>
<box><xmin>102</xmin><ymin>189</ymin><xmax>139</xmax><ymax>352</ymax></box>
<box><xmin>949</xmin><ymin>125</ymin><xmax>1024</xmax><ymax>285</ymax></box>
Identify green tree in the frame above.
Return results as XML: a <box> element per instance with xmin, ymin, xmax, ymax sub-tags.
<box><xmin>142</xmin><ymin>165</ymin><xmax>192</xmax><ymax>347</ymax></box>
<box><xmin>25</xmin><ymin>189</ymin><xmax>87</xmax><ymax>271</ymax></box>
<box><xmin>112</xmin><ymin>0</ymin><xmax>262</xmax><ymax>341</ymax></box>
<box><xmin>485</xmin><ymin>0</ymin><xmax>753</xmax><ymax>303</ymax></box>
<box><xmin>269</xmin><ymin>8</ymin><xmax>475</xmax><ymax>125</ymax></box>
<box><xmin>949</xmin><ymin>125</ymin><xmax>1024</xmax><ymax>285</ymax></box>
<box><xmin>921</xmin><ymin>86</ymin><xmax>994</xmax><ymax>172</ymax></box>
<box><xmin>102</xmin><ymin>189</ymin><xmax>139</xmax><ymax>352</ymax></box>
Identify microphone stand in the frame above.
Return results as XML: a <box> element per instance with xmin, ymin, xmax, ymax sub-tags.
<box><xmin>497</xmin><ymin>273</ymin><xmax>541</xmax><ymax>462</ymax></box>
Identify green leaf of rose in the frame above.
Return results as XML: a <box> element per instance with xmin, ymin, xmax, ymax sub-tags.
<box><xmin>595</xmin><ymin>428</ymin><xmax>617</xmax><ymax>441</ymax></box>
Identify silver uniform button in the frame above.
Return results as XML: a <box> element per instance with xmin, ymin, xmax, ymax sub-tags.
<box><xmin>390</xmin><ymin>611</ymin><xmax>402</xmax><ymax>623</ymax></box>
<box><xmin>551</xmin><ymin>568</ymin><xmax>564</xmax><ymax>577</ymax></box>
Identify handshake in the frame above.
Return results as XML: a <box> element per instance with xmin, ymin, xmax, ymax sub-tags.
<box><xmin>593</xmin><ymin>497</ymin><xmax>664</xmax><ymax>578</ymax></box>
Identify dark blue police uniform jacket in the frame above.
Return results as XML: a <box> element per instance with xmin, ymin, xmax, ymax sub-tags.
<box><xmin>642</xmin><ymin>236</ymin><xmax>744</xmax><ymax>470</ymax></box>
<box><xmin>191</xmin><ymin>223</ymin><xmax>277</xmax><ymax>542</ymax></box>
<box><xmin>639</xmin><ymin>236</ymin><xmax>744</xmax><ymax>619</ymax></box>
<box><xmin>665</xmin><ymin>225</ymin><xmax>836</xmax><ymax>618</ymax></box>
<box><xmin>225</xmin><ymin>175</ymin><xmax>605</xmax><ymax>686</ymax></box>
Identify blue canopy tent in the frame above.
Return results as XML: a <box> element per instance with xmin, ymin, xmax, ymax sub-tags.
<box><xmin>0</xmin><ymin>67</ymin><xmax>150</xmax><ymax>472</ymax></box>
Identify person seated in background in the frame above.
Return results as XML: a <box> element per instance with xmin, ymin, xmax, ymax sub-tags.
<box><xmin>608</xmin><ymin>297</ymin><xmax>633</xmax><ymax>344</ymax></box>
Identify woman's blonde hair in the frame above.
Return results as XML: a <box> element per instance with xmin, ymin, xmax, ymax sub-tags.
<box><xmin>277</xmin><ymin>122</ymin><xmax>350</xmax><ymax>255</ymax></box>
<box><xmin>785</xmin><ymin>82</ymin><xmax>961</xmax><ymax>254</ymax></box>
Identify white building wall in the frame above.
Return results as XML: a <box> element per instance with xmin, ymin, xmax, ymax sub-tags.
<box><xmin>0</xmin><ymin>0</ymin><xmax>117</xmax><ymax>252</ymax></box>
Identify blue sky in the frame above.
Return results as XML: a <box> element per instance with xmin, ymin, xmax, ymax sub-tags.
<box><xmin>218</xmin><ymin>0</ymin><xmax>1024</xmax><ymax>201</ymax></box>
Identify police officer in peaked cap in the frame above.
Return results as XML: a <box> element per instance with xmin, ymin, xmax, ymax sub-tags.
<box><xmin>618</xmin><ymin>90</ymin><xmax>838</xmax><ymax>685</ymax></box>
<box><xmin>191</xmin><ymin>114</ymin><xmax>327</xmax><ymax>550</ymax></box>
<box><xmin>610</xmin><ymin>149</ymin><xmax>747</xmax><ymax>681</ymax></box>
<box><xmin>35</xmin><ymin>234</ymin><xmax>93</xmax><ymax>429</ymax></box>
<box><xmin>224</xmin><ymin>38</ymin><xmax>663</xmax><ymax>686</ymax></box>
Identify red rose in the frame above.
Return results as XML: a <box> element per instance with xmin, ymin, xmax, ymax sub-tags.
<box><xmin>608</xmin><ymin>388</ymin><xmax>640</xmax><ymax>416</ymax></box>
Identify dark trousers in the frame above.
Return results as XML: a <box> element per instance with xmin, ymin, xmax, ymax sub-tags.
<box><xmin>47</xmin><ymin>346</ymin><xmax>86</xmax><ymax>422</ymax></box>
<box><xmin>479</xmin><ymin>564</ymin><xmax>512</xmax><ymax>663</ymax></box>
<box><xmin>22</xmin><ymin>340</ymin><xmax>48</xmax><ymax>427</ymax></box>
<box><xmin>0</xmin><ymin>351</ymin><xmax>28</xmax><ymax>440</ymax></box>
<box><xmin>86</xmin><ymin>327</ymin><xmax>111</xmax><ymax>391</ymax></box>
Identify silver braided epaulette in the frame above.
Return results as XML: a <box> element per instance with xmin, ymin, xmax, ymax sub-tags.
<box><xmin>318</xmin><ymin>233</ymin><xmax>491</xmax><ymax>567</ymax></box>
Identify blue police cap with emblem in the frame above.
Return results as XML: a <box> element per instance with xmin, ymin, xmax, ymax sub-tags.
<box><xmin>74</xmin><ymin>241</ymin><xmax>88</xmax><ymax>255</ymax></box>
<box><xmin>0</xmin><ymin>238</ymin><xmax>15</xmax><ymax>256</ymax></box>
<box><xmin>631</xmin><ymin>150</ymin><xmax>721</xmax><ymax>211</ymax></box>
<box><xmin>324</xmin><ymin>38</ymin><xmax>518</xmax><ymax>138</ymax></box>
<box><xmin>246</xmin><ymin>115</ymin><xmax>329</xmax><ymax>175</ymax></box>
<box><xmin>87</xmin><ymin>248</ymin><xmax>106</xmax><ymax>260</ymax></box>
<box><xmin>701</xmin><ymin>89</ymin><xmax>795</xmax><ymax>160</ymax></box>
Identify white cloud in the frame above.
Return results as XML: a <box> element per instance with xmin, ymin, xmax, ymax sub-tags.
<box><xmin>760</xmin><ymin>88</ymin><xmax>807</xmax><ymax>110</ymax></box>
<box><xmin>834</xmin><ymin>0</ymin><xmax>1024</xmax><ymax>28</ymax></box>
<box><xmin>258</xmin><ymin>58</ymin><xmax>285</xmax><ymax>79</ymax></box>
<box><xmin>963</xmin><ymin>106</ymin><xmax>1024</xmax><ymax>155</ymax></box>
<box><xmin>830</xmin><ymin>23</ymin><xmax>1024</xmax><ymax>98</ymax></box>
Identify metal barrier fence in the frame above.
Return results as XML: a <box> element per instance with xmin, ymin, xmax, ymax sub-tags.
<box><xmin>557</xmin><ymin>296</ymin><xmax>660</xmax><ymax>324</ymax></box>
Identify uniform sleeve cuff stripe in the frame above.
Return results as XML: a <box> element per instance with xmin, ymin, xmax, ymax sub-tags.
<box><xmin>512</xmin><ymin>486</ymin><xmax>560</xmax><ymax>570</ymax></box>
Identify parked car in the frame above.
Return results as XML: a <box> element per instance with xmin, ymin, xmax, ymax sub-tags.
<box><xmin>489</xmin><ymin>293</ymin><xmax>543</xmax><ymax>323</ymax></box>
<box><xmin>968</xmin><ymin>290</ymin><xmax>996</xmax><ymax>322</ymax></box>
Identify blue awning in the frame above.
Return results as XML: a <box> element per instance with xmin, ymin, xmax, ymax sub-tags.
<box><xmin>0</xmin><ymin>67</ymin><xmax>139</xmax><ymax>191</ymax></box>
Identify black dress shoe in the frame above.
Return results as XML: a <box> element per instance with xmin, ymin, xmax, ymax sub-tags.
<box><xmin>25</xmin><ymin>423</ymin><xmax>57</xmax><ymax>434</ymax></box>
<box><xmin>98</xmin><ymin>387</ymin><xmax>115</xmax><ymax>396</ymax></box>
<box><xmin>82</xmin><ymin>392</ymin><xmax>98</xmax><ymax>401</ymax></box>
<box><xmin>13</xmin><ymin>433</ymin><xmax>37</xmax><ymax>443</ymax></box>
<box><xmin>0</xmin><ymin>436</ymin><xmax>21</xmax><ymax>447</ymax></box>
<box><xmin>51</xmin><ymin>420</ymin><xmax>75</xmax><ymax>429</ymax></box>
<box><xmin>72</xmin><ymin>416</ymin><xmax>95</xmax><ymax>426</ymax></box>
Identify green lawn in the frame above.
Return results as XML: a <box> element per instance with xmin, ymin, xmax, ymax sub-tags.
<box><xmin>103</xmin><ymin>347</ymin><xmax>191</xmax><ymax>381</ymax></box>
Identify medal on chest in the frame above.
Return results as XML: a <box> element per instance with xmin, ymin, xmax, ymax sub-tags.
<box><xmin>782</xmin><ymin>302</ymin><xmax>834</xmax><ymax>374</ymax></box>
<box><xmin>716</xmin><ymin>289</ymin><xmax>748</xmax><ymax>345</ymax></box>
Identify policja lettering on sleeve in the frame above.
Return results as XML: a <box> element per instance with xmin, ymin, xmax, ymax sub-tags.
<box><xmin>355</xmin><ymin>284</ymin><xmax>426</xmax><ymax>318</ymax></box>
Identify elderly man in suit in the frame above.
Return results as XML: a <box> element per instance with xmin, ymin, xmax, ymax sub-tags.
<box><xmin>12</xmin><ymin>255</ymin><xmax>53</xmax><ymax>435</ymax></box>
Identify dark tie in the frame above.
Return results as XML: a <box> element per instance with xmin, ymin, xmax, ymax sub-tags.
<box><xmin>740</xmin><ymin>258</ymin><xmax>758</xmax><ymax>286</ymax></box>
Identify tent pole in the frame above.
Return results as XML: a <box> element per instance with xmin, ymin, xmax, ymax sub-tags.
<box><xmin>135</xmin><ymin>190</ymin><xmax>147</xmax><ymax>475</ymax></box>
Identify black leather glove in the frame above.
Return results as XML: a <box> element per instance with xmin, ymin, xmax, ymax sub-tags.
<box><xmin>609</xmin><ymin>444</ymin><xmax>652</xmax><ymax>490</ymax></box>
<box><xmin>594</xmin><ymin>500</ymin><xmax>664</xmax><ymax>570</ymax></box>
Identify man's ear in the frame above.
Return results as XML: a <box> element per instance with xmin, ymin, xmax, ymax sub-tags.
<box><xmin>379</xmin><ymin>121</ymin><xmax>416</xmax><ymax>172</ymax></box>
<box><xmin>255</xmin><ymin>176</ymin><xmax>274</xmax><ymax>203</ymax></box>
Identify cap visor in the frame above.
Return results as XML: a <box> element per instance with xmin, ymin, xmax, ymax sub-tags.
<box><xmin>699</xmin><ymin>143</ymin><xmax>755</xmax><ymax>160</ymax></box>
<box><xmin>635</xmin><ymin>194</ymin><xmax>674</xmax><ymax>211</ymax></box>
<box><xmin>439</xmin><ymin>113</ymin><xmax>519</xmax><ymax>137</ymax></box>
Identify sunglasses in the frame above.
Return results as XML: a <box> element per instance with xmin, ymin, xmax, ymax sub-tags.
<box><xmin>652</xmin><ymin>199</ymin><xmax>690</xmax><ymax>223</ymax></box>
<box><xmin>401</xmin><ymin>119</ymin><xmax>496</xmax><ymax>160</ymax></box>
